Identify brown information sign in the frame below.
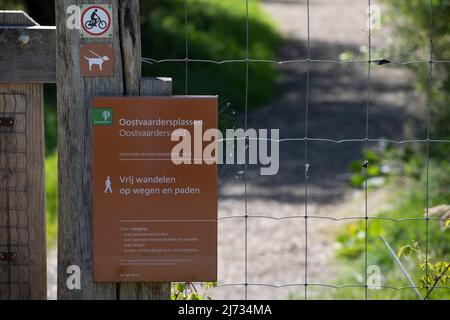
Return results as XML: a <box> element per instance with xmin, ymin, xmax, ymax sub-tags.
<box><xmin>92</xmin><ymin>96</ymin><xmax>218</xmax><ymax>282</ymax></box>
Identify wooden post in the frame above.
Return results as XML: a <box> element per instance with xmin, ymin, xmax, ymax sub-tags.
<box><xmin>118</xmin><ymin>77</ymin><xmax>172</xmax><ymax>300</ymax></box>
<box><xmin>55</xmin><ymin>1</ymin><xmax>172</xmax><ymax>299</ymax></box>
<box><xmin>0</xmin><ymin>11</ymin><xmax>48</xmax><ymax>300</ymax></box>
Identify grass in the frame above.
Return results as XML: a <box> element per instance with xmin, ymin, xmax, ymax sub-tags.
<box><xmin>329</xmin><ymin>159</ymin><xmax>450</xmax><ymax>300</ymax></box>
<box><xmin>141</xmin><ymin>0</ymin><xmax>281</xmax><ymax>111</ymax></box>
<box><xmin>284</xmin><ymin>145</ymin><xmax>450</xmax><ymax>300</ymax></box>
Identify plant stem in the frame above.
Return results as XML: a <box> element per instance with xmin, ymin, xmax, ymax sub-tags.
<box><xmin>424</xmin><ymin>263</ymin><xmax>450</xmax><ymax>300</ymax></box>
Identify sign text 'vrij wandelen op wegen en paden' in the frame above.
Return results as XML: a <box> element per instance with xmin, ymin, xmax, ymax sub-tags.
<box><xmin>92</xmin><ymin>96</ymin><xmax>218</xmax><ymax>282</ymax></box>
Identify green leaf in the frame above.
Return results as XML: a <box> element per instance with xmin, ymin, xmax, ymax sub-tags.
<box><xmin>189</xmin><ymin>293</ymin><xmax>200</xmax><ymax>300</ymax></box>
<box><xmin>176</xmin><ymin>283</ymin><xmax>187</xmax><ymax>292</ymax></box>
<box><xmin>435</xmin><ymin>262</ymin><xmax>447</xmax><ymax>273</ymax></box>
<box><xmin>411</xmin><ymin>241</ymin><xmax>418</xmax><ymax>247</ymax></box>
<box><xmin>419</xmin><ymin>278</ymin><xmax>427</xmax><ymax>289</ymax></box>
<box><xmin>397</xmin><ymin>245</ymin><xmax>411</xmax><ymax>258</ymax></box>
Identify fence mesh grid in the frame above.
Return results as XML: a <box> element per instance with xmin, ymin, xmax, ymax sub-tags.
<box><xmin>142</xmin><ymin>0</ymin><xmax>450</xmax><ymax>299</ymax></box>
<box><xmin>0</xmin><ymin>91</ymin><xmax>31</xmax><ymax>299</ymax></box>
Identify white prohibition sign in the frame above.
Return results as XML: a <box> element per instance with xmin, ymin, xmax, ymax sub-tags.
<box><xmin>81</xmin><ymin>5</ymin><xmax>112</xmax><ymax>38</ymax></box>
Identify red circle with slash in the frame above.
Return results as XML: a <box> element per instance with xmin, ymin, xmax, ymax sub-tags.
<box><xmin>81</xmin><ymin>5</ymin><xmax>112</xmax><ymax>37</ymax></box>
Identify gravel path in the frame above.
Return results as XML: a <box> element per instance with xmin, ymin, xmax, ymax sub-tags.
<box><xmin>48</xmin><ymin>0</ymin><xmax>423</xmax><ymax>300</ymax></box>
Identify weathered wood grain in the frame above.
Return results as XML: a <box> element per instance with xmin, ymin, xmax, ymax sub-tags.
<box><xmin>140</xmin><ymin>77</ymin><xmax>173</xmax><ymax>97</ymax></box>
<box><xmin>56</xmin><ymin>0</ymin><xmax>172</xmax><ymax>300</ymax></box>
<box><xmin>0</xmin><ymin>26</ymin><xmax>56</xmax><ymax>83</ymax></box>
<box><xmin>119</xmin><ymin>0</ymin><xmax>141</xmax><ymax>95</ymax></box>
<box><xmin>118</xmin><ymin>77</ymin><xmax>172</xmax><ymax>300</ymax></box>
<box><xmin>0</xmin><ymin>11</ymin><xmax>38</xmax><ymax>26</ymax></box>
<box><xmin>56</xmin><ymin>0</ymin><xmax>124</xmax><ymax>300</ymax></box>
<box><xmin>23</xmin><ymin>83</ymin><xmax>46</xmax><ymax>300</ymax></box>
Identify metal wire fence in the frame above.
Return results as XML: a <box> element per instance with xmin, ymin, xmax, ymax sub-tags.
<box><xmin>0</xmin><ymin>91</ymin><xmax>31</xmax><ymax>299</ymax></box>
<box><xmin>144</xmin><ymin>0</ymin><xmax>450</xmax><ymax>300</ymax></box>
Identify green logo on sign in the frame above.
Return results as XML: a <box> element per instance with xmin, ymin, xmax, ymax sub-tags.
<box><xmin>93</xmin><ymin>108</ymin><xmax>113</xmax><ymax>126</ymax></box>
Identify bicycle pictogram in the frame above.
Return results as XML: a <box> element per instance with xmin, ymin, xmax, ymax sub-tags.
<box><xmin>84</xmin><ymin>9</ymin><xmax>108</xmax><ymax>30</ymax></box>
<box><xmin>81</xmin><ymin>5</ymin><xmax>112</xmax><ymax>38</ymax></box>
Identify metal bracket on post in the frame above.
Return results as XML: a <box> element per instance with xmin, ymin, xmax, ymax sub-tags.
<box><xmin>0</xmin><ymin>117</ymin><xmax>14</xmax><ymax>128</ymax></box>
<box><xmin>0</xmin><ymin>252</ymin><xmax>17</xmax><ymax>263</ymax></box>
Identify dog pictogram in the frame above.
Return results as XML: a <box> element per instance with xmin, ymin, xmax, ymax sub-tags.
<box><xmin>84</xmin><ymin>50</ymin><xmax>110</xmax><ymax>71</ymax></box>
<box><xmin>80</xmin><ymin>43</ymin><xmax>114</xmax><ymax>77</ymax></box>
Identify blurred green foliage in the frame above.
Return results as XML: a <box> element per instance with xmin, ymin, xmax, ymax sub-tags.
<box><xmin>348</xmin><ymin>150</ymin><xmax>387</xmax><ymax>188</ymax></box>
<box><xmin>397</xmin><ymin>241</ymin><xmax>449</xmax><ymax>295</ymax></box>
<box><xmin>335</xmin><ymin>0</ymin><xmax>450</xmax><ymax>299</ymax></box>
<box><xmin>141</xmin><ymin>0</ymin><xmax>280</xmax><ymax>110</ymax></box>
<box><xmin>338</xmin><ymin>141</ymin><xmax>450</xmax><ymax>299</ymax></box>
<box><xmin>45</xmin><ymin>152</ymin><xmax>58</xmax><ymax>248</ymax></box>
<box><xmin>335</xmin><ymin>170</ymin><xmax>450</xmax><ymax>299</ymax></box>
<box><xmin>172</xmin><ymin>282</ymin><xmax>217</xmax><ymax>300</ymax></box>
<box><xmin>383</xmin><ymin>0</ymin><xmax>450</xmax><ymax>157</ymax></box>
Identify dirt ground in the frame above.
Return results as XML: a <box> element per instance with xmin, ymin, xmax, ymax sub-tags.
<box><xmin>47</xmin><ymin>0</ymin><xmax>424</xmax><ymax>300</ymax></box>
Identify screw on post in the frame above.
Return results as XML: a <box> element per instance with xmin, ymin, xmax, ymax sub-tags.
<box><xmin>18</xmin><ymin>34</ymin><xmax>31</xmax><ymax>46</ymax></box>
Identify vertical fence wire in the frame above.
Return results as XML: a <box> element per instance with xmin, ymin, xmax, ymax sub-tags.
<box><xmin>244</xmin><ymin>0</ymin><xmax>250</xmax><ymax>301</ymax></box>
<box><xmin>425</xmin><ymin>0</ymin><xmax>434</xmax><ymax>300</ymax></box>
<box><xmin>303</xmin><ymin>0</ymin><xmax>311</xmax><ymax>301</ymax></box>
<box><xmin>181</xmin><ymin>0</ymin><xmax>189</xmax><ymax>298</ymax></box>
<box><xmin>364</xmin><ymin>0</ymin><xmax>373</xmax><ymax>300</ymax></box>
<box><xmin>184</xmin><ymin>0</ymin><xmax>189</xmax><ymax>96</ymax></box>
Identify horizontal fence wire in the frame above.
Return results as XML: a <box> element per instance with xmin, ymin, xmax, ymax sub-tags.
<box><xmin>217</xmin><ymin>216</ymin><xmax>449</xmax><ymax>222</ymax></box>
<box><xmin>142</xmin><ymin>0</ymin><xmax>450</xmax><ymax>299</ymax></box>
<box><xmin>187</xmin><ymin>282</ymin><xmax>450</xmax><ymax>291</ymax></box>
<box><xmin>142</xmin><ymin>58</ymin><xmax>450</xmax><ymax>65</ymax></box>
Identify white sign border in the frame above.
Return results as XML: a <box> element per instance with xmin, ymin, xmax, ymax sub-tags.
<box><xmin>80</xmin><ymin>4</ymin><xmax>114</xmax><ymax>39</ymax></box>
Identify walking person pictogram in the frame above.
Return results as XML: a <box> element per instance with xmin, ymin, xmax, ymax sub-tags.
<box><xmin>105</xmin><ymin>176</ymin><xmax>113</xmax><ymax>194</ymax></box>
